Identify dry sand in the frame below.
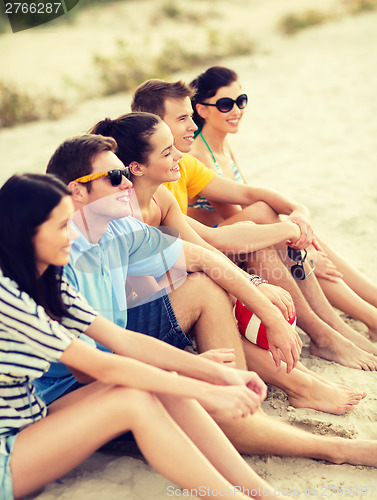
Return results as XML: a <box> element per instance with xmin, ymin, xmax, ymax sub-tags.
<box><xmin>1</xmin><ymin>1</ymin><xmax>377</xmax><ymax>498</ymax></box>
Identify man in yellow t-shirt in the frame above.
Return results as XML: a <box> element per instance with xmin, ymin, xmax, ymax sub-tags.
<box><xmin>166</xmin><ymin>153</ymin><xmax>216</xmax><ymax>215</ymax></box>
<box><xmin>131</xmin><ymin>80</ymin><xmax>312</xmax><ymax>233</ymax></box>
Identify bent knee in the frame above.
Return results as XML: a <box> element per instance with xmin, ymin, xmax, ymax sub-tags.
<box><xmin>171</xmin><ymin>272</ymin><xmax>230</xmax><ymax>311</ymax></box>
<box><xmin>249</xmin><ymin>201</ymin><xmax>279</xmax><ymax>224</ymax></box>
<box><xmin>186</xmin><ymin>272</ymin><xmax>229</xmax><ymax>298</ymax></box>
<box><xmin>105</xmin><ymin>386</ymin><xmax>159</xmax><ymax>419</ymax></box>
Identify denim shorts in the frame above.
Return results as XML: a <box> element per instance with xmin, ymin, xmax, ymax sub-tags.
<box><xmin>0</xmin><ymin>434</ymin><xmax>17</xmax><ymax>500</ymax></box>
<box><xmin>127</xmin><ymin>293</ymin><xmax>192</xmax><ymax>350</ymax></box>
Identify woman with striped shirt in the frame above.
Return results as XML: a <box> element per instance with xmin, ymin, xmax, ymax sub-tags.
<box><xmin>0</xmin><ymin>173</ymin><xmax>280</xmax><ymax>499</ymax></box>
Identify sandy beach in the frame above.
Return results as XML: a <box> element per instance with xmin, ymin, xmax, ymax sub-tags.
<box><xmin>1</xmin><ymin>1</ymin><xmax>377</xmax><ymax>498</ymax></box>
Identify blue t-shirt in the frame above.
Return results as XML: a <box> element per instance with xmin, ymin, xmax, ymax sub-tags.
<box><xmin>67</xmin><ymin>216</ymin><xmax>183</xmax><ymax>326</ymax></box>
<box><xmin>33</xmin><ymin>216</ymin><xmax>184</xmax><ymax>404</ymax></box>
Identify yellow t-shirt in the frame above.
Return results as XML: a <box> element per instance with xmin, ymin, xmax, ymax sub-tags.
<box><xmin>164</xmin><ymin>153</ymin><xmax>216</xmax><ymax>214</ymax></box>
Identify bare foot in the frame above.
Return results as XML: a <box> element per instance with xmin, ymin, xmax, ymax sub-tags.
<box><xmin>310</xmin><ymin>334</ymin><xmax>377</xmax><ymax>370</ymax></box>
<box><xmin>333</xmin><ymin>321</ymin><xmax>377</xmax><ymax>356</ymax></box>
<box><xmin>330</xmin><ymin>438</ymin><xmax>377</xmax><ymax>467</ymax></box>
<box><xmin>368</xmin><ymin>327</ymin><xmax>377</xmax><ymax>342</ymax></box>
<box><xmin>296</xmin><ymin>362</ymin><xmax>349</xmax><ymax>388</ymax></box>
<box><xmin>296</xmin><ymin>362</ymin><xmax>369</xmax><ymax>396</ymax></box>
<box><xmin>286</xmin><ymin>375</ymin><xmax>366</xmax><ymax>415</ymax></box>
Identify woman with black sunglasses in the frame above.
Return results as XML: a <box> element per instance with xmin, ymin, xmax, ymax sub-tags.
<box><xmin>189</xmin><ymin>65</ymin><xmax>377</xmax><ymax>357</ymax></box>
<box><xmin>188</xmin><ymin>66</ymin><xmax>249</xmax><ymax>226</ymax></box>
<box><xmin>0</xmin><ymin>172</ymin><xmax>283</xmax><ymax>499</ymax></box>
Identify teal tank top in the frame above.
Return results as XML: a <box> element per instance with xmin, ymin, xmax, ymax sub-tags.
<box><xmin>189</xmin><ymin>132</ymin><xmax>243</xmax><ymax>211</ymax></box>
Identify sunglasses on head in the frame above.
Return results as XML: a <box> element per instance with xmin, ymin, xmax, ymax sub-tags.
<box><xmin>287</xmin><ymin>246</ymin><xmax>315</xmax><ymax>281</ymax></box>
<box><xmin>73</xmin><ymin>167</ymin><xmax>131</xmax><ymax>186</ymax></box>
<box><xmin>199</xmin><ymin>93</ymin><xmax>248</xmax><ymax>113</ymax></box>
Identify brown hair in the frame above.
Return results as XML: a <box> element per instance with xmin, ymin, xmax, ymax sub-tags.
<box><xmin>131</xmin><ymin>79</ymin><xmax>194</xmax><ymax>118</ymax></box>
<box><xmin>46</xmin><ymin>134</ymin><xmax>117</xmax><ymax>189</ymax></box>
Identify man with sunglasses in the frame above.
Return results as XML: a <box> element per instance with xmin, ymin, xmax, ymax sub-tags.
<box><xmin>35</xmin><ymin>133</ymin><xmax>302</xmax><ymax>406</ymax></box>
<box><xmin>33</xmin><ymin>136</ymin><xmax>377</xmax><ymax>471</ymax></box>
<box><xmin>131</xmin><ymin>78</ymin><xmax>377</xmax><ymax>371</ymax></box>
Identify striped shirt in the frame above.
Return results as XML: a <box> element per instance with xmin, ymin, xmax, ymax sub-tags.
<box><xmin>0</xmin><ymin>269</ymin><xmax>97</xmax><ymax>442</ymax></box>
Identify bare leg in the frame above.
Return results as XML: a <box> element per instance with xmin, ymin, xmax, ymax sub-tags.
<box><xmin>160</xmin><ymin>394</ymin><xmax>277</xmax><ymax>498</ymax></box>
<box><xmin>273</xmin><ymin>243</ymin><xmax>377</xmax><ymax>355</ymax></box>
<box><xmin>241</xmin><ymin>339</ymin><xmax>365</xmax><ymax>414</ymax></box>
<box><xmin>168</xmin><ymin>268</ymin><xmax>366</xmax><ymax>412</ymax></box>
<box><xmin>318</xmin><ymin>238</ymin><xmax>377</xmax><ymax>308</ymax></box>
<box><xmin>272</xmin><ymin>239</ymin><xmax>377</xmax><ymax>354</ymax></box>
<box><xmin>218</xmin><ymin>202</ymin><xmax>377</xmax><ymax>312</ymax></box>
<box><xmin>215</xmin><ymin>408</ymin><xmax>377</xmax><ymax>467</ymax></box>
<box><xmin>11</xmin><ymin>382</ymin><xmax>264</xmax><ymax>500</ymax></box>
<box><xmin>293</xmin><ymin>269</ymin><xmax>377</xmax><ymax>356</ymax></box>
<box><xmin>318</xmin><ymin>276</ymin><xmax>377</xmax><ymax>341</ymax></box>
<box><xmin>197</xmin><ymin>199</ymin><xmax>377</xmax><ymax>341</ymax></box>
<box><xmin>249</xmin><ymin>205</ymin><xmax>377</xmax><ymax>349</ymax></box>
<box><xmin>169</xmin><ymin>271</ymin><xmax>365</xmax><ymax>413</ymax></box>
<box><xmin>169</xmin><ymin>272</ymin><xmax>248</xmax><ymax>369</ymax></box>
<box><xmin>213</xmin><ymin>201</ymin><xmax>377</xmax><ymax>369</ymax></box>
<box><xmin>249</xmin><ymin>246</ymin><xmax>377</xmax><ymax>370</ymax></box>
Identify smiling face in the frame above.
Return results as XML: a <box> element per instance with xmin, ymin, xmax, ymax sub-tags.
<box><xmin>33</xmin><ymin>195</ymin><xmax>75</xmax><ymax>275</ymax></box>
<box><xmin>138</xmin><ymin>121</ymin><xmax>183</xmax><ymax>184</ymax></box>
<box><xmin>196</xmin><ymin>81</ymin><xmax>245</xmax><ymax>135</ymax></box>
<box><xmin>82</xmin><ymin>150</ymin><xmax>134</xmax><ymax>221</ymax></box>
<box><xmin>163</xmin><ymin>97</ymin><xmax>197</xmax><ymax>153</ymax></box>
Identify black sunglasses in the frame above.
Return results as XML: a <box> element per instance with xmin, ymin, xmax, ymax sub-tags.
<box><xmin>74</xmin><ymin>167</ymin><xmax>131</xmax><ymax>186</ymax></box>
<box><xmin>199</xmin><ymin>94</ymin><xmax>248</xmax><ymax>113</ymax></box>
<box><xmin>287</xmin><ymin>246</ymin><xmax>315</xmax><ymax>281</ymax></box>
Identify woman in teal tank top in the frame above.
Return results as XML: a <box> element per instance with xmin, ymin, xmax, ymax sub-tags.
<box><xmin>188</xmin><ymin>66</ymin><xmax>377</xmax><ymax>349</ymax></box>
<box><xmin>188</xmin><ymin>67</ymin><xmax>248</xmax><ymax>225</ymax></box>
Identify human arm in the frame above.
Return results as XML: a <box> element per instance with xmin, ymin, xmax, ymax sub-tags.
<box><xmin>256</xmin><ymin>282</ymin><xmax>296</xmax><ymax>321</ymax></box>
<box><xmin>157</xmin><ymin>186</ymin><xmax>295</xmax><ymax>320</ymax></box>
<box><xmin>156</xmin><ymin>187</ymin><xmax>295</xmax><ymax>320</ymax></box>
<box><xmin>200</xmin><ymin>176</ymin><xmax>314</xmax><ymax>249</ymax></box>
<box><xmin>183</xmin><ymin>216</ymin><xmax>296</xmax><ymax>320</ymax></box>
<box><xmin>198</xmin><ymin>348</ymin><xmax>236</xmax><ymax>366</ymax></box>
<box><xmin>180</xmin><ymin>241</ymin><xmax>302</xmax><ymax>372</ymax></box>
<box><xmin>186</xmin><ymin>216</ymin><xmax>301</xmax><ymax>254</ymax></box>
<box><xmin>157</xmin><ymin>185</ymin><xmax>222</xmax><ymax>253</ymax></box>
<box><xmin>67</xmin><ymin>348</ymin><xmax>237</xmax><ymax>382</ymax></box>
<box><xmin>60</xmin><ymin>335</ymin><xmax>266</xmax><ymax>418</ymax></box>
<box><xmin>84</xmin><ymin>316</ymin><xmax>262</xmax><ymax>390</ymax></box>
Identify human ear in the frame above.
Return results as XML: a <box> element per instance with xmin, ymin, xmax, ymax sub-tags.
<box><xmin>195</xmin><ymin>103</ymin><xmax>209</xmax><ymax>120</ymax></box>
<box><xmin>129</xmin><ymin>162</ymin><xmax>144</xmax><ymax>177</ymax></box>
<box><xmin>68</xmin><ymin>181</ymin><xmax>88</xmax><ymax>203</ymax></box>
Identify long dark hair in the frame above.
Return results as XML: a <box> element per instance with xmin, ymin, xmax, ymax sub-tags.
<box><xmin>190</xmin><ymin>66</ymin><xmax>239</xmax><ymax>129</ymax></box>
<box><xmin>89</xmin><ymin>112</ymin><xmax>161</xmax><ymax>167</ymax></box>
<box><xmin>0</xmin><ymin>173</ymin><xmax>72</xmax><ymax>319</ymax></box>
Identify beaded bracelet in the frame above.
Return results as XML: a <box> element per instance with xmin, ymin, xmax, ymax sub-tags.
<box><xmin>249</xmin><ymin>274</ymin><xmax>268</xmax><ymax>286</ymax></box>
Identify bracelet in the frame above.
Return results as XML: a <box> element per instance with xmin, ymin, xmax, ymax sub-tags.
<box><xmin>249</xmin><ymin>274</ymin><xmax>268</xmax><ymax>286</ymax></box>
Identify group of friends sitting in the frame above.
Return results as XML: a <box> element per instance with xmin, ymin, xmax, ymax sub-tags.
<box><xmin>1</xmin><ymin>66</ymin><xmax>377</xmax><ymax>499</ymax></box>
